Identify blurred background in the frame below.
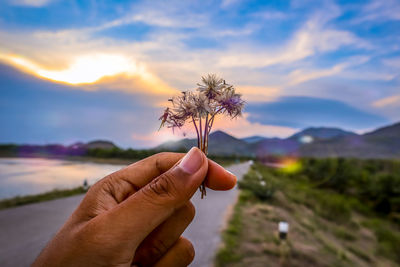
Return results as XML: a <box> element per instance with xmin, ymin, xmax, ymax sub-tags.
<box><xmin>0</xmin><ymin>0</ymin><xmax>399</xmax><ymax>266</ymax></box>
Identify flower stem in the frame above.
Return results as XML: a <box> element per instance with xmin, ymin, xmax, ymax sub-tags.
<box><xmin>204</xmin><ymin>113</ymin><xmax>209</xmax><ymax>155</ymax></box>
<box><xmin>199</xmin><ymin>115</ymin><xmax>203</xmax><ymax>151</ymax></box>
<box><xmin>192</xmin><ymin>116</ymin><xmax>200</xmax><ymax>148</ymax></box>
<box><xmin>198</xmin><ymin>114</ymin><xmax>206</xmax><ymax>198</ymax></box>
<box><xmin>209</xmin><ymin>115</ymin><xmax>215</xmax><ymax>132</ymax></box>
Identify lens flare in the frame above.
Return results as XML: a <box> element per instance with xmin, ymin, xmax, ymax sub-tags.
<box><xmin>280</xmin><ymin>158</ymin><xmax>302</xmax><ymax>173</ymax></box>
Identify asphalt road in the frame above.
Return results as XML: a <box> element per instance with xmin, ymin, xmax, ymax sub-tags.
<box><xmin>0</xmin><ymin>161</ymin><xmax>251</xmax><ymax>267</ymax></box>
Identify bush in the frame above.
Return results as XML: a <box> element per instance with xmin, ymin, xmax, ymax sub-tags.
<box><xmin>298</xmin><ymin>158</ymin><xmax>400</xmax><ymax>220</ymax></box>
<box><xmin>238</xmin><ymin>169</ymin><xmax>276</xmax><ymax>201</ymax></box>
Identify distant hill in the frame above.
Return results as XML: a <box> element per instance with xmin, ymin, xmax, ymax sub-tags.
<box><xmin>156</xmin><ymin>130</ymin><xmax>254</xmax><ymax>156</ymax></box>
<box><xmin>241</xmin><ymin>136</ymin><xmax>269</xmax><ymax>144</ymax></box>
<box><xmin>156</xmin><ymin>122</ymin><xmax>400</xmax><ymax>159</ymax></box>
<box><xmin>289</xmin><ymin>127</ymin><xmax>357</xmax><ymax>140</ymax></box>
<box><xmin>86</xmin><ymin>140</ymin><xmax>117</xmax><ymax>149</ymax></box>
<box><xmin>1</xmin><ymin>122</ymin><xmax>399</xmax><ymax>160</ymax></box>
<box><xmin>300</xmin><ymin>122</ymin><xmax>400</xmax><ymax>159</ymax></box>
<box><xmin>0</xmin><ymin>140</ymin><xmax>118</xmax><ymax>158</ymax></box>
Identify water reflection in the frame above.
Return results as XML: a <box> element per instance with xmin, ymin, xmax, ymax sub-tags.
<box><xmin>0</xmin><ymin>158</ymin><xmax>127</xmax><ymax>199</ymax></box>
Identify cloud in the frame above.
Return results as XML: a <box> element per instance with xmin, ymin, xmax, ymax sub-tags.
<box><xmin>383</xmin><ymin>57</ymin><xmax>400</xmax><ymax>68</ymax></box>
<box><xmin>0</xmin><ymin>0</ymin><xmax>370</xmax><ymax>100</ymax></box>
<box><xmin>237</xmin><ymin>86</ymin><xmax>280</xmax><ymax>102</ymax></box>
<box><xmin>251</xmin><ymin>10</ymin><xmax>287</xmax><ymax>20</ymax></box>
<box><xmin>246</xmin><ymin>96</ymin><xmax>388</xmax><ymax>130</ymax></box>
<box><xmin>8</xmin><ymin>0</ymin><xmax>53</xmax><ymax>7</ymax></box>
<box><xmin>221</xmin><ymin>0</ymin><xmax>241</xmax><ymax>8</ymax></box>
<box><xmin>212</xmin><ymin>114</ymin><xmax>298</xmax><ymax>139</ymax></box>
<box><xmin>0</xmin><ymin>52</ymin><xmax>177</xmax><ymax>96</ymax></box>
<box><xmin>0</xmin><ymin>63</ymin><xmax>161</xmax><ymax>147</ymax></box>
<box><xmin>0</xmin><ymin>0</ymin><xmax>398</xmax><ymax>147</ymax></box>
<box><xmin>98</xmin><ymin>0</ymin><xmax>208</xmax><ymax>29</ymax></box>
<box><xmin>217</xmin><ymin>12</ymin><xmax>369</xmax><ymax>68</ymax></box>
<box><xmin>373</xmin><ymin>95</ymin><xmax>400</xmax><ymax>108</ymax></box>
<box><xmin>287</xmin><ymin>56</ymin><xmax>370</xmax><ymax>86</ymax></box>
<box><xmin>355</xmin><ymin>0</ymin><xmax>400</xmax><ymax>23</ymax></box>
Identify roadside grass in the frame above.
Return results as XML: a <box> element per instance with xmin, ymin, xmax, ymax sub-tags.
<box><xmin>215</xmin><ymin>194</ymin><xmax>246</xmax><ymax>265</ymax></box>
<box><xmin>215</xmin><ymin>163</ymin><xmax>400</xmax><ymax>267</ymax></box>
<box><xmin>0</xmin><ymin>187</ymin><xmax>86</xmax><ymax>210</ymax></box>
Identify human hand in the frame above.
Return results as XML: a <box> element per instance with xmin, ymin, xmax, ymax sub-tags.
<box><xmin>33</xmin><ymin>147</ymin><xmax>236</xmax><ymax>267</ymax></box>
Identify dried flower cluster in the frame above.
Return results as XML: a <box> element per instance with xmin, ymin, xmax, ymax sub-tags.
<box><xmin>159</xmin><ymin>74</ymin><xmax>245</xmax><ymax>198</ymax></box>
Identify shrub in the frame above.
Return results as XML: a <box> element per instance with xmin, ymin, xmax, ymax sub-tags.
<box><xmin>238</xmin><ymin>169</ymin><xmax>276</xmax><ymax>201</ymax></box>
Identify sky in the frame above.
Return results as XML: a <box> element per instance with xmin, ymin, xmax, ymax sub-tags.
<box><xmin>0</xmin><ymin>0</ymin><xmax>399</xmax><ymax>148</ymax></box>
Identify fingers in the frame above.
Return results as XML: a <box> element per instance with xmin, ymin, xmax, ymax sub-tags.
<box><xmin>205</xmin><ymin>160</ymin><xmax>237</xmax><ymax>190</ymax></box>
<box><xmin>95</xmin><ymin>147</ymin><xmax>207</xmax><ymax>248</ymax></box>
<box><xmin>152</xmin><ymin>237</ymin><xmax>195</xmax><ymax>267</ymax></box>
<box><xmin>132</xmin><ymin>202</ymin><xmax>195</xmax><ymax>266</ymax></box>
<box><xmin>108</xmin><ymin>149</ymin><xmax>236</xmax><ymax>194</ymax></box>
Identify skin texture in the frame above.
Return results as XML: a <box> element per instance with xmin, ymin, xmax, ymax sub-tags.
<box><xmin>32</xmin><ymin>148</ymin><xmax>236</xmax><ymax>267</ymax></box>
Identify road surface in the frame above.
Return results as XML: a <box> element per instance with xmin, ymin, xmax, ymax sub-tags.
<box><xmin>0</xmin><ymin>161</ymin><xmax>251</xmax><ymax>267</ymax></box>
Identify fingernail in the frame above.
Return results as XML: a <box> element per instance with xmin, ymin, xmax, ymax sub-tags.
<box><xmin>226</xmin><ymin>169</ymin><xmax>235</xmax><ymax>176</ymax></box>
<box><xmin>179</xmin><ymin>147</ymin><xmax>203</xmax><ymax>174</ymax></box>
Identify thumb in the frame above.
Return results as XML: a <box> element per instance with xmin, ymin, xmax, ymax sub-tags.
<box><xmin>97</xmin><ymin>147</ymin><xmax>207</xmax><ymax>248</ymax></box>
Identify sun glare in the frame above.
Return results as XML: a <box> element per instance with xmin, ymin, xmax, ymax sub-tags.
<box><xmin>0</xmin><ymin>52</ymin><xmax>178</xmax><ymax>95</ymax></box>
<box><xmin>1</xmin><ymin>53</ymin><xmax>147</xmax><ymax>85</ymax></box>
<box><xmin>38</xmin><ymin>54</ymin><xmax>135</xmax><ymax>84</ymax></box>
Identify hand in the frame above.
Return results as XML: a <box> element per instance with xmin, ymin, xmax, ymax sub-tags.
<box><xmin>33</xmin><ymin>147</ymin><xmax>236</xmax><ymax>267</ymax></box>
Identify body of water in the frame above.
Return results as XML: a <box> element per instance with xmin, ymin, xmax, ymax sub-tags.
<box><xmin>0</xmin><ymin>158</ymin><xmax>127</xmax><ymax>200</ymax></box>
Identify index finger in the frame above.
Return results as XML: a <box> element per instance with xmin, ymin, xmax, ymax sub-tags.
<box><xmin>115</xmin><ymin>151</ymin><xmax>236</xmax><ymax>191</ymax></box>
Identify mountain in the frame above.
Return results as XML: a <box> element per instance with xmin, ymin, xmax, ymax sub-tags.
<box><xmin>86</xmin><ymin>140</ymin><xmax>117</xmax><ymax>149</ymax></box>
<box><xmin>156</xmin><ymin>130</ymin><xmax>254</xmax><ymax>156</ymax></box>
<box><xmin>299</xmin><ymin>122</ymin><xmax>400</xmax><ymax>159</ymax></box>
<box><xmin>241</xmin><ymin>136</ymin><xmax>269</xmax><ymax>144</ymax></box>
<box><xmin>252</xmin><ymin>128</ymin><xmax>358</xmax><ymax>157</ymax></box>
<box><xmin>253</xmin><ymin>138</ymin><xmax>300</xmax><ymax>157</ymax></box>
<box><xmin>156</xmin><ymin>122</ymin><xmax>400</xmax><ymax>159</ymax></box>
<box><xmin>289</xmin><ymin>127</ymin><xmax>357</xmax><ymax>141</ymax></box>
<box><xmin>3</xmin><ymin>123</ymin><xmax>398</xmax><ymax>159</ymax></box>
<box><xmin>0</xmin><ymin>140</ymin><xmax>118</xmax><ymax>158</ymax></box>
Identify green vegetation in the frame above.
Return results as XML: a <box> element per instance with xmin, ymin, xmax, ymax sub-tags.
<box><xmin>299</xmin><ymin>158</ymin><xmax>400</xmax><ymax>219</ymax></box>
<box><xmin>0</xmin><ymin>187</ymin><xmax>87</xmax><ymax>210</ymax></box>
<box><xmin>216</xmin><ymin>195</ymin><xmax>245</xmax><ymax>265</ymax></box>
<box><xmin>86</xmin><ymin>147</ymin><xmax>158</xmax><ymax>159</ymax></box>
<box><xmin>216</xmin><ymin>159</ymin><xmax>400</xmax><ymax>266</ymax></box>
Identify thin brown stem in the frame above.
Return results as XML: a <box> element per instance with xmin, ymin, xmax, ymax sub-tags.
<box><xmin>204</xmin><ymin>113</ymin><xmax>209</xmax><ymax>154</ymax></box>
<box><xmin>209</xmin><ymin>115</ymin><xmax>215</xmax><ymax>132</ymax></box>
<box><xmin>199</xmin><ymin>115</ymin><xmax>203</xmax><ymax>151</ymax></box>
<box><xmin>208</xmin><ymin>107</ymin><xmax>222</xmax><ymax>132</ymax></box>
<box><xmin>192</xmin><ymin>116</ymin><xmax>200</xmax><ymax>148</ymax></box>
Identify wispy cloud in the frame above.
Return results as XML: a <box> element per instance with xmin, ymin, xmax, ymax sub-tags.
<box><xmin>355</xmin><ymin>0</ymin><xmax>400</xmax><ymax>23</ymax></box>
<box><xmin>287</xmin><ymin>56</ymin><xmax>370</xmax><ymax>86</ymax></box>
<box><xmin>251</xmin><ymin>10</ymin><xmax>287</xmax><ymax>20</ymax></box>
<box><xmin>99</xmin><ymin>2</ymin><xmax>209</xmax><ymax>29</ymax></box>
<box><xmin>373</xmin><ymin>95</ymin><xmax>400</xmax><ymax>108</ymax></box>
<box><xmin>383</xmin><ymin>57</ymin><xmax>400</xmax><ymax>68</ymax></box>
<box><xmin>8</xmin><ymin>0</ymin><xmax>53</xmax><ymax>7</ymax></box>
<box><xmin>217</xmin><ymin>12</ymin><xmax>370</xmax><ymax>68</ymax></box>
<box><xmin>221</xmin><ymin>0</ymin><xmax>241</xmax><ymax>9</ymax></box>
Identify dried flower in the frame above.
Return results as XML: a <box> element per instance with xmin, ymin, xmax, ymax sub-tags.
<box><xmin>159</xmin><ymin>74</ymin><xmax>245</xmax><ymax>198</ymax></box>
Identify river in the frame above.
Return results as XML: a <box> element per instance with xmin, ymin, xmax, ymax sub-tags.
<box><xmin>0</xmin><ymin>157</ymin><xmax>126</xmax><ymax>200</ymax></box>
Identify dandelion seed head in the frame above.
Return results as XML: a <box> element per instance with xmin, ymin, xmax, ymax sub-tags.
<box><xmin>159</xmin><ymin>73</ymin><xmax>244</xmax><ymax>130</ymax></box>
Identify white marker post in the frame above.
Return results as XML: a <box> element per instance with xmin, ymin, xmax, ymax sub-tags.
<box><xmin>279</xmin><ymin>221</ymin><xmax>289</xmax><ymax>240</ymax></box>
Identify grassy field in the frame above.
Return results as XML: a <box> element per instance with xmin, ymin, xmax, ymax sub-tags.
<box><xmin>216</xmin><ymin>160</ymin><xmax>400</xmax><ymax>267</ymax></box>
